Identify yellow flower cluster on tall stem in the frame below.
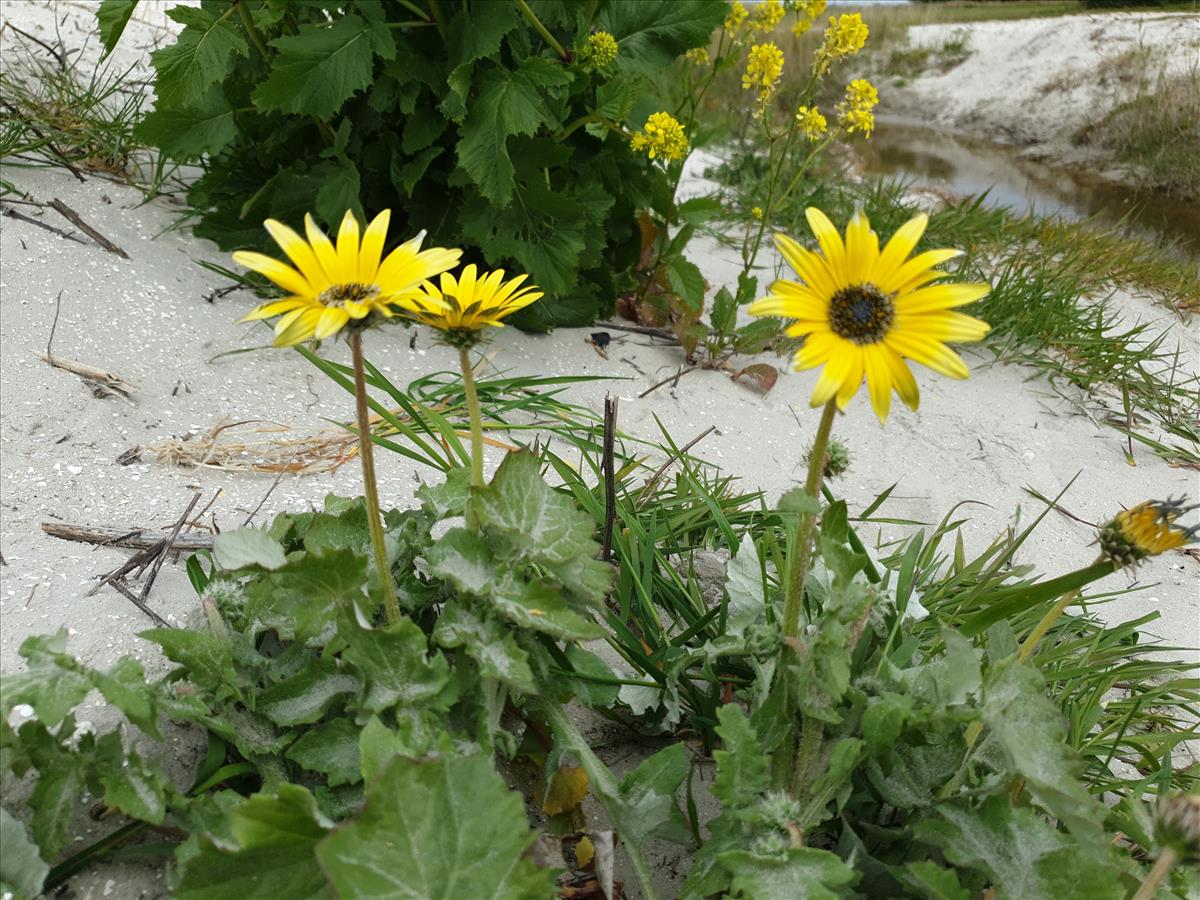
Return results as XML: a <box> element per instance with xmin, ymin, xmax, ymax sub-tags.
<box><xmin>742</xmin><ymin>42</ymin><xmax>785</xmax><ymax>105</ymax></box>
<box><xmin>748</xmin><ymin>0</ymin><xmax>784</xmax><ymax>33</ymax></box>
<box><xmin>236</xmin><ymin>210</ymin><xmax>460</xmax><ymax>624</ymax></box>
<box><xmin>629</xmin><ymin>111</ymin><xmax>689</xmax><ymax>163</ymax></box>
<box><xmin>813</xmin><ymin>12</ymin><xmax>869</xmax><ymax>75</ymax></box>
<box><xmin>838</xmin><ymin>78</ymin><xmax>879</xmax><ymax>138</ymax></box>
<box><xmin>792</xmin><ymin>0</ymin><xmax>826</xmax><ymax>35</ymax></box>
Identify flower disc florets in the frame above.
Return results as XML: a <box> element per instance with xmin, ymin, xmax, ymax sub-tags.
<box><xmin>828</xmin><ymin>283</ymin><xmax>895</xmax><ymax>344</ymax></box>
<box><xmin>1099</xmin><ymin>498</ymin><xmax>1197</xmax><ymax>568</ymax></box>
<box><xmin>581</xmin><ymin>31</ymin><xmax>618</xmax><ymax>70</ymax></box>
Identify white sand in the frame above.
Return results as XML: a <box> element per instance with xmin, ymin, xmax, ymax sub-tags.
<box><xmin>893</xmin><ymin>11</ymin><xmax>1200</xmax><ymax>161</ymax></box>
<box><xmin>1</xmin><ymin>3</ymin><xmax>1198</xmax><ymax>897</ymax></box>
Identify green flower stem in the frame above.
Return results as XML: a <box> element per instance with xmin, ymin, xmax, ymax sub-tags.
<box><xmin>235</xmin><ymin>1</ymin><xmax>270</xmax><ymax>59</ymax></box>
<box><xmin>1017</xmin><ymin>556</ymin><xmax>1104</xmax><ymax>662</ymax></box>
<box><xmin>539</xmin><ymin>700</ymin><xmax>661</xmax><ymax>900</ymax></box>
<box><xmin>349</xmin><ymin>331</ymin><xmax>400</xmax><ymax>625</ymax></box>
<box><xmin>458</xmin><ymin>347</ymin><xmax>485</xmax><ymax>491</ymax></box>
<box><xmin>1133</xmin><ymin>848</ymin><xmax>1178</xmax><ymax>900</ymax></box>
<box><xmin>397</xmin><ymin>0</ymin><xmax>433</xmax><ymax>21</ymax></box>
<box><xmin>515</xmin><ymin>0</ymin><xmax>568</xmax><ymax>60</ymax></box>
<box><xmin>771</xmin><ymin>398</ymin><xmax>838</xmax><ymax>789</ymax></box>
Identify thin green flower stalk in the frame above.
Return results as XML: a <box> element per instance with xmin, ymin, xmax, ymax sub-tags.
<box><xmin>232</xmin><ymin>209</ymin><xmax>461</xmax><ymax>625</ymax></box>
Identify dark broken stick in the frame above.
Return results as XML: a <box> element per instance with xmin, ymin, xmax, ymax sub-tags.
<box><xmin>48</xmin><ymin>199</ymin><xmax>129</xmax><ymax>258</ymax></box>
<box><xmin>109</xmin><ymin>578</ymin><xmax>172</xmax><ymax>628</ymax></box>
<box><xmin>2</xmin><ymin>206</ymin><xmax>89</xmax><ymax>245</ymax></box>
<box><xmin>37</xmin><ymin>354</ymin><xmax>134</xmax><ymax>397</ymax></box>
<box><xmin>43</xmin><ymin>522</ymin><xmax>214</xmax><ymax>552</ymax></box>
<box><xmin>139</xmin><ymin>492</ymin><xmax>202</xmax><ymax>603</ymax></box>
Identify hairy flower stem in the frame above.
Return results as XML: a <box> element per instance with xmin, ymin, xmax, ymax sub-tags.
<box><xmin>539</xmin><ymin>700</ymin><xmax>660</xmax><ymax>900</ymax></box>
<box><xmin>515</xmin><ymin>0</ymin><xmax>568</xmax><ymax>59</ymax></box>
<box><xmin>349</xmin><ymin>332</ymin><xmax>400</xmax><ymax>625</ymax></box>
<box><xmin>772</xmin><ymin>399</ymin><xmax>838</xmax><ymax>789</ymax></box>
<box><xmin>459</xmin><ymin>348</ymin><xmax>485</xmax><ymax>492</ymax></box>
<box><xmin>1133</xmin><ymin>848</ymin><xmax>1178</xmax><ymax>900</ymax></box>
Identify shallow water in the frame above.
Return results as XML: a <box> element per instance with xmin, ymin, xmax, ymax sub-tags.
<box><xmin>857</xmin><ymin>117</ymin><xmax>1200</xmax><ymax>258</ymax></box>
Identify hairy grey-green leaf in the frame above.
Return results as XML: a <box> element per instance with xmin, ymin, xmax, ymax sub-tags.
<box><xmin>341</xmin><ymin>618</ymin><xmax>450</xmax><ymax>713</ymax></box>
<box><xmin>717</xmin><ymin>848</ymin><xmax>857</xmax><ymax>900</ymax></box>
<box><xmin>315</xmin><ymin>755</ymin><xmax>553</xmax><ymax>899</ymax></box>
<box><xmin>95</xmin><ymin>732</ymin><xmax>167</xmax><ymax>825</ymax></box>
<box><xmin>286</xmin><ymin>720</ymin><xmax>362</xmax><ymax>788</ymax></box>
<box><xmin>2</xmin><ymin>630</ymin><xmax>90</xmax><ymax>727</ymax></box>
<box><xmin>433</xmin><ymin>600</ymin><xmax>537</xmax><ymax>694</ymax></box>
<box><xmin>712</xmin><ymin>704</ymin><xmax>768</xmax><ymax>809</ymax></box>
<box><xmin>213</xmin><ymin>528</ymin><xmax>288</xmax><ymax>572</ymax></box>
<box><xmin>0</xmin><ymin>807</ymin><xmax>48</xmax><ymax>900</ymax></box>
<box><xmin>255</xmin><ymin>659</ymin><xmax>358</xmax><ymax>727</ymax></box>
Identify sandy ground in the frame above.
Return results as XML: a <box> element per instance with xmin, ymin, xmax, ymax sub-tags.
<box><xmin>1</xmin><ymin>3</ymin><xmax>1198</xmax><ymax>898</ymax></box>
<box><xmin>890</xmin><ymin>11</ymin><xmax>1200</xmax><ymax>170</ymax></box>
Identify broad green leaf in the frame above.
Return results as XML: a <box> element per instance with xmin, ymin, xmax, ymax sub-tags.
<box><xmin>865</xmin><ymin>734</ymin><xmax>962</xmax><ymax>810</ymax></box>
<box><xmin>725</xmin><ymin>533</ymin><xmax>766</xmax><ymax>637</ymax></box>
<box><xmin>213</xmin><ymin>528</ymin><xmax>287</xmax><ymax>572</ymax></box>
<box><xmin>29</xmin><ymin>742</ymin><xmax>86</xmax><ymax>858</ymax></box>
<box><xmin>861</xmin><ymin>693</ymin><xmax>912</xmax><ymax>758</ymax></box>
<box><xmin>712</xmin><ymin>704</ymin><xmax>767</xmax><ymax>808</ymax></box>
<box><xmin>151</xmin><ymin>6</ymin><xmax>247</xmax><ymax>109</ymax></box>
<box><xmin>174</xmin><ymin>785</ymin><xmax>332</xmax><ymax>900</ymax></box>
<box><xmin>433</xmin><ymin>600</ymin><xmax>537</xmax><ymax>694</ymax></box>
<box><xmin>1</xmin><ymin>630</ymin><xmax>90</xmax><ymax>727</ymax></box>
<box><xmin>93</xmin><ymin>656</ymin><xmax>160</xmax><ymax>739</ymax></box>
<box><xmin>899</xmin><ymin>861</ymin><xmax>970</xmax><ymax>900</ymax></box>
<box><xmin>244</xmin><ymin>548</ymin><xmax>367</xmax><ymax>641</ymax></box>
<box><xmin>598</xmin><ymin>0</ymin><xmax>726</xmax><ymax>73</ymax></box>
<box><xmin>359</xmin><ymin>715</ymin><xmax>439</xmax><ymax>783</ymax></box>
<box><xmin>619</xmin><ymin>743</ymin><xmax>692</xmax><ymax>844</ymax></box>
<box><xmin>666</xmin><ymin>254</ymin><xmax>706</xmax><ymax>312</ymax></box>
<box><xmin>444</xmin><ymin>3</ymin><xmax>518</xmax><ymax>70</ymax></box>
<box><xmin>472</xmin><ymin>451</ymin><xmax>599</xmax><ymax>566</ymax></box>
<box><xmin>253</xmin><ymin>15</ymin><xmax>382</xmax><ymax>119</ymax></box>
<box><xmin>426</xmin><ymin>527</ymin><xmax>495</xmax><ymax>594</ymax></box>
<box><xmin>0</xmin><ymin>807</ymin><xmax>47</xmax><ymax>900</ymax></box>
<box><xmin>135</xmin><ymin>83</ymin><xmax>237</xmax><ymax>159</ymax></box>
<box><xmin>96</xmin><ymin>0</ymin><xmax>137</xmax><ymax>57</ymax></box>
<box><xmin>491</xmin><ymin>574</ymin><xmax>604</xmax><ymax>641</ymax></box>
<box><xmin>981</xmin><ymin>661</ymin><xmax>1101</xmax><ymax>836</ymax></box>
<box><xmin>301</xmin><ymin>499</ymin><xmax>370</xmax><ymax>555</ymax></box>
<box><xmin>315</xmin><ymin>157</ymin><xmax>363</xmax><ymax>230</ymax></box>
<box><xmin>95</xmin><ymin>732</ymin><xmax>167</xmax><ymax>824</ymax></box>
<box><xmin>562</xmin><ymin>645</ymin><xmax>618</xmax><ymax>708</ymax></box>
<box><xmin>256</xmin><ymin>659</ymin><xmax>358</xmax><ymax>726</ymax></box>
<box><xmin>141</xmin><ymin>628</ymin><xmax>238</xmax><ymax>698</ymax></box>
<box><xmin>901</xmin><ymin>628</ymin><xmax>981</xmax><ymax>709</ymax></box>
<box><xmin>286</xmin><ymin>720</ymin><xmax>361</xmax><ymax>788</ymax></box>
<box><xmin>915</xmin><ymin>797</ymin><xmax>1122</xmax><ymax>900</ymax></box>
<box><xmin>456</xmin><ymin>59</ymin><xmax>572</xmax><ymax>203</ymax></box>
<box><xmin>416</xmin><ymin>467</ymin><xmax>471</xmax><ymax>518</ymax></box>
<box><xmin>341</xmin><ymin>618</ymin><xmax>450</xmax><ymax>713</ymax></box>
<box><xmin>718</xmin><ymin>848</ymin><xmax>857</xmax><ymax>900</ymax></box>
<box><xmin>316</xmin><ymin>755</ymin><xmax>553</xmax><ymax>899</ymax></box>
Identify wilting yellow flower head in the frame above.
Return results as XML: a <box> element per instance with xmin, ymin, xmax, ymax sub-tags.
<box><xmin>796</xmin><ymin>105</ymin><xmax>828</xmax><ymax>141</ymax></box>
<box><xmin>749</xmin><ymin>0</ymin><xmax>785</xmax><ymax>32</ymax></box>
<box><xmin>236</xmin><ymin>210</ymin><xmax>461</xmax><ymax>346</ymax></box>
<box><xmin>581</xmin><ymin>31</ymin><xmax>618</xmax><ymax>69</ymax></box>
<box><xmin>752</xmin><ymin>206</ymin><xmax>764</xmax><ymax>220</ymax></box>
<box><xmin>1099</xmin><ymin>498</ymin><xmax>1197</xmax><ymax>568</ymax></box>
<box><xmin>792</xmin><ymin>0</ymin><xmax>826</xmax><ymax>36</ymax></box>
<box><xmin>743</xmin><ymin>42</ymin><xmax>784</xmax><ymax>101</ymax></box>
<box><xmin>401</xmin><ymin>264</ymin><xmax>543</xmax><ymax>347</ymax></box>
<box><xmin>814</xmin><ymin>13</ymin><xmax>868</xmax><ymax>73</ymax></box>
<box><xmin>749</xmin><ymin>209</ymin><xmax>991</xmax><ymax>421</ymax></box>
<box><xmin>725</xmin><ymin>1</ymin><xmax>748</xmax><ymax>32</ymax></box>
<box><xmin>685</xmin><ymin>47</ymin><xmax>710</xmax><ymax>66</ymax></box>
<box><xmin>630</xmin><ymin>111</ymin><xmax>688</xmax><ymax>162</ymax></box>
<box><xmin>838</xmin><ymin>78</ymin><xmax>878</xmax><ymax>138</ymax></box>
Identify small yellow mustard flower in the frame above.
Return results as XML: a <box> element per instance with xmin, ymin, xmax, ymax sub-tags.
<box><xmin>630</xmin><ymin>112</ymin><xmax>688</xmax><ymax>162</ymax></box>
<box><xmin>581</xmin><ymin>31</ymin><xmax>618</xmax><ymax>70</ymax></box>
<box><xmin>752</xmin><ymin>206</ymin><xmax>764</xmax><ymax>219</ymax></box>
<box><xmin>748</xmin><ymin>0</ymin><xmax>785</xmax><ymax>33</ymax></box>
<box><xmin>742</xmin><ymin>42</ymin><xmax>785</xmax><ymax>102</ymax></box>
<box><xmin>838</xmin><ymin>78</ymin><xmax>878</xmax><ymax>138</ymax></box>
<box><xmin>795</xmin><ymin>105</ymin><xmax>827</xmax><ymax>141</ymax></box>
<box><xmin>814</xmin><ymin>12</ymin><xmax>869</xmax><ymax>74</ymax></box>
<box><xmin>792</xmin><ymin>0</ymin><xmax>826</xmax><ymax>36</ymax></box>
<box><xmin>685</xmin><ymin>47</ymin><xmax>710</xmax><ymax>66</ymax></box>
<box><xmin>1099</xmin><ymin>499</ymin><xmax>1197</xmax><ymax>568</ymax></box>
<box><xmin>725</xmin><ymin>1</ymin><xmax>748</xmax><ymax>32</ymax></box>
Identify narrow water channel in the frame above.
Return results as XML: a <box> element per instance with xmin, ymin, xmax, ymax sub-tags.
<box><xmin>857</xmin><ymin>116</ymin><xmax>1200</xmax><ymax>259</ymax></box>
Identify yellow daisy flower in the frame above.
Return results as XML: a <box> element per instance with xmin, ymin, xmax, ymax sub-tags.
<box><xmin>401</xmin><ymin>264</ymin><xmax>543</xmax><ymax>346</ymax></box>
<box><xmin>749</xmin><ymin>209</ymin><xmax>991</xmax><ymax>421</ymax></box>
<box><xmin>1100</xmin><ymin>498</ymin><xmax>1197</xmax><ymax>568</ymax></box>
<box><xmin>235</xmin><ymin>210</ymin><xmax>461</xmax><ymax>347</ymax></box>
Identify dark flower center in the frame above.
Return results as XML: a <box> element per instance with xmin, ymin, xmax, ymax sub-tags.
<box><xmin>828</xmin><ymin>283</ymin><xmax>894</xmax><ymax>344</ymax></box>
<box><xmin>319</xmin><ymin>283</ymin><xmax>381</xmax><ymax>307</ymax></box>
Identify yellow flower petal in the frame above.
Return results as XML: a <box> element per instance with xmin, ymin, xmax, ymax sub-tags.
<box><xmin>275</xmin><ymin>308</ymin><xmax>323</xmax><ymax>346</ymax></box>
<box><xmin>899</xmin><ymin>311</ymin><xmax>991</xmax><ymax>342</ymax></box>
<box><xmin>896</xmin><ymin>283</ymin><xmax>990</xmax><ymax>315</ymax></box>
<box><xmin>263</xmin><ymin>219</ymin><xmax>330</xmax><ymax>292</ymax></box>
<box><xmin>794</xmin><ymin>331</ymin><xmax>839</xmax><ymax>369</ymax></box>
<box><xmin>305</xmin><ymin>213</ymin><xmax>342</xmax><ymax>285</ymax></box>
<box><xmin>314</xmin><ymin>306</ymin><xmax>350</xmax><ymax>340</ymax></box>
<box><xmin>810</xmin><ymin>344</ymin><xmax>857</xmax><ymax>407</ymax></box>
<box><xmin>885</xmin><ymin>332</ymin><xmax>971</xmax><ymax>379</ymax></box>
<box><xmin>358</xmin><ymin>209</ymin><xmax>391</xmax><ymax>283</ymax></box>
<box><xmin>872</xmin><ymin>213</ymin><xmax>926</xmax><ymax>287</ymax></box>
<box><xmin>336</xmin><ymin>210</ymin><xmax>361</xmax><ymax>284</ymax></box>
<box><xmin>231</xmin><ymin>251</ymin><xmax>312</xmax><ymax>298</ymax></box>
<box><xmin>238</xmin><ymin>297</ymin><xmax>307</xmax><ymax>323</ymax></box>
<box><xmin>805</xmin><ymin>207</ymin><xmax>847</xmax><ymax>283</ymax></box>
<box><xmin>844</xmin><ymin>210</ymin><xmax>879</xmax><ymax>282</ymax></box>
<box><xmin>881</xmin><ymin>248</ymin><xmax>962</xmax><ymax>295</ymax></box>
<box><xmin>835</xmin><ymin>347</ymin><xmax>864</xmax><ymax>409</ymax></box>
<box><xmin>881</xmin><ymin>344</ymin><xmax>920</xmax><ymax>410</ymax></box>
<box><xmin>774</xmin><ymin>234</ymin><xmax>837</xmax><ymax>298</ymax></box>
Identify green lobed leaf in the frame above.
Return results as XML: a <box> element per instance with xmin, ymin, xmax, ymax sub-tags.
<box><xmin>899</xmin><ymin>861</ymin><xmax>971</xmax><ymax>900</ymax></box>
<box><xmin>174</xmin><ymin>785</ymin><xmax>333</xmax><ymax>900</ymax></box>
<box><xmin>717</xmin><ymin>848</ymin><xmax>857</xmax><ymax>900</ymax></box>
<box><xmin>253</xmin><ymin>15</ymin><xmax>385</xmax><ymax>119</ymax></box>
<box><xmin>286</xmin><ymin>719</ymin><xmax>362</xmax><ymax>788</ymax></box>
<box><xmin>598</xmin><ymin>0</ymin><xmax>726</xmax><ymax>73</ymax></box>
<box><xmin>96</xmin><ymin>0</ymin><xmax>138</xmax><ymax>58</ymax></box>
<box><xmin>456</xmin><ymin>58</ymin><xmax>573</xmax><ymax>204</ymax></box>
<box><xmin>92</xmin><ymin>656</ymin><xmax>161</xmax><ymax>739</ymax></box>
<box><xmin>314</xmin><ymin>157</ymin><xmax>363</xmax><ymax>230</ymax></box>
<box><xmin>315</xmin><ymin>754</ymin><xmax>553</xmax><ymax>899</ymax></box>
<box><xmin>341</xmin><ymin>618</ymin><xmax>450</xmax><ymax>714</ymax></box>
<box><xmin>433</xmin><ymin>600</ymin><xmax>537</xmax><ymax>694</ymax></box>
<box><xmin>562</xmin><ymin>645</ymin><xmax>618</xmax><ymax>708</ymax></box>
<box><xmin>861</xmin><ymin>693</ymin><xmax>913</xmax><ymax>759</ymax></box>
<box><xmin>135</xmin><ymin>83</ymin><xmax>238</xmax><ymax>160</ymax></box>
<box><xmin>151</xmin><ymin>6</ymin><xmax>248</xmax><ymax>109</ymax></box>
<box><xmin>712</xmin><ymin>704</ymin><xmax>768</xmax><ymax>809</ymax></box>
<box><xmin>141</xmin><ymin>628</ymin><xmax>239</xmax><ymax>699</ymax></box>
<box><xmin>1</xmin><ymin>630</ymin><xmax>91</xmax><ymax>727</ymax></box>
<box><xmin>255</xmin><ymin>658</ymin><xmax>359</xmax><ymax>727</ymax></box>
<box><xmin>213</xmin><ymin>528</ymin><xmax>288</xmax><ymax>572</ymax></box>
<box><xmin>28</xmin><ymin>734</ymin><xmax>87</xmax><ymax>859</ymax></box>
<box><xmin>619</xmin><ymin>743</ymin><xmax>692</xmax><ymax>844</ymax></box>
<box><xmin>244</xmin><ymin>548</ymin><xmax>367</xmax><ymax>641</ymax></box>
<box><xmin>95</xmin><ymin>732</ymin><xmax>168</xmax><ymax>825</ymax></box>
<box><xmin>0</xmin><ymin>807</ymin><xmax>47</xmax><ymax>900</ymax></box>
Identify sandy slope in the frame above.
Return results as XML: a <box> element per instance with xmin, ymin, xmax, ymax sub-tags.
<box><xmin>891</xmin><ymin>11</ymin><xmax>1199</xmax><ymax>165</ymax></box>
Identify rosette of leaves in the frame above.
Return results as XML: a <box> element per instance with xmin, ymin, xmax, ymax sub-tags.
<box><xmin>101</xmin><ymin>0</ymin><xmax>726</xmax><ymax>329</ymax></box>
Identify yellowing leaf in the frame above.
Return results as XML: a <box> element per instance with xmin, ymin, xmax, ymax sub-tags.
<box><xmin>541</xmin><ymin>765</ymin><xmax>589</xmax><ymax>816</ymax></box>
<box><xmin>575</xmin><ymin>836</ymin><xmax>596</xmax><ymax>868</ymax></box>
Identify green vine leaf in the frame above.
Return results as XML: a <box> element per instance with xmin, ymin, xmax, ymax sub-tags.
<box><xmin>597</xmin><ymin>0</ymin><xmax>726</xmax><ymax>73</ymax></box>
<box><xmin>95</xmin><ymin>0</ymin><xmax>138</xmax><ymax>57</ymax></box>
<box><xmin>151</xmin><ymin>6</ymin><xmax>248</xmax><ymax>109</ymax></box>
<box><xmin>315</xmin><ymin>755</ymin><xmax>554</xmax><ymax>899</ymax></box>
<box><xmin>253</xmin><ymin>15</ymin><xmax>386</xmax><ymax>119</ymax></box>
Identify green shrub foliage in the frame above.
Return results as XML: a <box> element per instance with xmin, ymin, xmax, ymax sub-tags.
<box><xmin>112</xmin><ymin>0</ymin><xmax>725</xmax><ymax>329</ymax></box>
